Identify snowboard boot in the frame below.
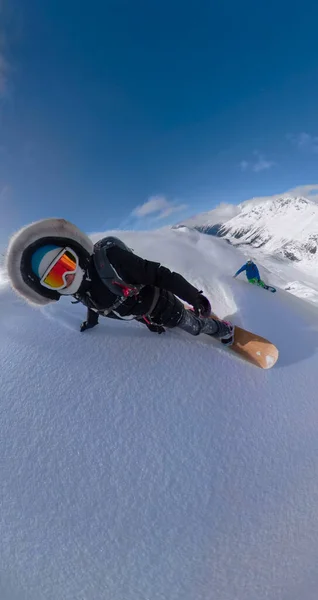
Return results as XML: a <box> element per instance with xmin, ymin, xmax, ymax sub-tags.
<box><xmin>200</xmin><ymin>316</ymin><xmax>234</xmax><ymax>346</ymax></box>
<box><xmin>257</xmin><ymin>280</ymin><xmax>266</xmax><ymax>288</ymax></box>
<box><xmin>177</xmin><ymin>309</ymin><xmax>234</xmax><ymax>346</ymax></box>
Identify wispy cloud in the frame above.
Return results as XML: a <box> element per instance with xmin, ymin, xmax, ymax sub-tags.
<box><xmin>284</xmin><ymin>184</ymin><xmax>318</xmax><ymax>203</ymax></box>
<box><xmin>241</xmin><ymin>183</ymin><xmax>318</xmax><ymax>208</ymax></box>
<box><xmin>133</xmin><ymin>195</ymin><xmax>168</xmax><ymax>217</ymax></box>
<box><xmin>240</xmin><ymin>160</ymin><xmax>249</xmax><ymax>171</ymax></box>
<box><xmin>132</xmin><ymin>195</ymin><xmax>187</xmax><ymax>220</ymax></box>
<box><xmin>253</xmin><ymin>154</ymin><xmax>275</xmax><ymax>173</ymax></box>
<box><xmin>287</xmin><ymin>132</ymin><xmax>318</xmax><ymax>153</ymax></box>
<box><xmin>240</xmin><ymin>151</ymin><xmax>275</xmax><ymax>173</ymax></box>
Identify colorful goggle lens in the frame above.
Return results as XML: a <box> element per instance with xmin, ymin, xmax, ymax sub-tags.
<box><xmin>41</xmin><ymin>248</ymin><xmax>78</xmax><ymax>290</ymax></box>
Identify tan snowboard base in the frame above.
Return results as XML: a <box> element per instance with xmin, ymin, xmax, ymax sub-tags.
<box><xmin>184</xmin><ymin>307</ymin><xmax>279</xmax><ymax>369</ymax></box>
<box><xmin>223</xmin><ymin>322</ymin><xmax>278</xmax><ymax>369</ymax></box>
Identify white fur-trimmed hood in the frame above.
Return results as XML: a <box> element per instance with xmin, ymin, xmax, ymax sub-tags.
<box><xmin>5</xmin><ymin>218</ymin><xmax>94</xmax><ymax>306</ymax></box>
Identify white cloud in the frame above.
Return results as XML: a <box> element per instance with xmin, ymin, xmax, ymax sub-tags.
<box><xmin>283</xmin><ymin>184</ymin><xmax>318</xmax><ymax>204</ymax></box>
<box><xmin>156</xmin><ymin>203</ymin><xmax>188</xmax><ymax>220</ymax></box>
<box><xmin>287</xmin><ymin>132</ymin><xmax>318</xmax><ymax>153</ymax></box>
<box><xmin>240</xmin><ymin>183</ymin><xmax>318</xmax><ymax>209</ymax></box>
<box><xmin>253</xmin><ymin>155</ymin><xmax>275</xmax><ymax>173</ymax></box>
<box><xmin>132</xmin><ymin>195</ymin><xmax>169</xmax><ymax>217</ymax></box>
<box><xmin>132</xmin><ymin>195</ymin><xmax>188</xmax><ymax>220</ymax></box>
<box><xmin>240</xmin><ymin>152</ymin><xmax>275</xmax><ymax>173</ymax></box>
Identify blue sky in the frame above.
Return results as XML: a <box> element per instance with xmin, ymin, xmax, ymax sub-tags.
<box><xmin>1</xmin><ymin>0</ymin><xmax>318</xmax><ymax>242</ymax></box>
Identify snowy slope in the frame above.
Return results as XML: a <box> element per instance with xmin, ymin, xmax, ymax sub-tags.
<box><xmin>1</xmin><ymin>228</ymin><xmax>318</xmax><ymax>600</ymax></box>
<box><xmin>180</xmin><ymin>195</ymin><xmax>318</xmax><ymax>307</ymax></box>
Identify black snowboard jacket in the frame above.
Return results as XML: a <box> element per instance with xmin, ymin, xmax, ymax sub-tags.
<box><xmin>74</xmin><ymin>244</ymin><xmax>201</xmax><ymax>327</ymax></box>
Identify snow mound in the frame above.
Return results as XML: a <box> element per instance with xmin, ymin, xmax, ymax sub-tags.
<box><xmin>1</xmin><ymin>227</ymin><xmax>318</xmax><ymax>600</ymax></box>
<box><xmin>284</xmin><ymin>280</ymin><xmax>318</xmax><ymax>303</ymax></box>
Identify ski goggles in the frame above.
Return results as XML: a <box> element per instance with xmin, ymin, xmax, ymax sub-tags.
<box><xmin>40</xmin><ymin>247</ymin><xmax>78</xmax><ymax>291</ymax></box>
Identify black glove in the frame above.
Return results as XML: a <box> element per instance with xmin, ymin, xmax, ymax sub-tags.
<box><xmin>145</xmin><ymin>322</ymin><xmax>165</xmax><ymax>334</ymax></box>
<box><xmin>80</xmin><ymin>320</ymin><xmax>98</xmax><ymax>332</ymax></box>
<box><xmin>192</xmin><ymin>292</ymin><xmax>211</xmax><ymax>318</ymax></box>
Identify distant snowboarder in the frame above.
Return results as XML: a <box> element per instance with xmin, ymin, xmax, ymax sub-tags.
<box><xmin>233</xmin><ymin>259</ymin><xmax>266</xmax><ymax>287</ymax></box>
<box><xmin>233</xmin><ymin>259</ymin><xmax>276</xmax><ymax>293</ymax></box>
<box><xmin>5</xmin><ymin>218</ymin><xmax>234</xmax><ymax>345</ymax></box>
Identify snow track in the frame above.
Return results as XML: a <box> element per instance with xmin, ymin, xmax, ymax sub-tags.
<box><xmin>1</xmin><ymin>228</ymin><xmax>318</xmax><ymax>600</ymax></box>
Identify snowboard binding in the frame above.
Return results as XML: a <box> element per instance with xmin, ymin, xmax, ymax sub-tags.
<box><xmin>218</xmin><ymin>321</ymin><xmax>235</xmax><ymax>346</ymax></box>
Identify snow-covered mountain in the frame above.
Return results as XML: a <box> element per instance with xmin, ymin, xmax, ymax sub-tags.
<box><xmin>2</xmin><ymin>226</ymin><xmax>318</xmax><ymax>600</ymax></box>
<box><xmin>220</xmin><ymin>196</ymin><xmax>318</xmax><ymax>263</ymax></box>
<box><xmin>182</xmin><ymin>196</ymin><xmax>318</xmax><ymax>266</ymax></box>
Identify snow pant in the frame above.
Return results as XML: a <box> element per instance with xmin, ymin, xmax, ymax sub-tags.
<box><xmin>248</xmin><ymin>277</ymin><xmax>266</xmax><ymax>287</ymax></box>
<box><xmin>176</xmin><ymin>308</ymin><xmax>219</xmax><ymax>336</ymax></box>
<box><xmin>149</xmin><ymin>290</ymin><xmax>218</xmax><ymax>336</ymax></box>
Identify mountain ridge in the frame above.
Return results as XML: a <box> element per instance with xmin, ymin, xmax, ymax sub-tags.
<box><xmin>181</xmin><ymin>195</ymin><xmax>318</xmax><ymax>264</ymax></box>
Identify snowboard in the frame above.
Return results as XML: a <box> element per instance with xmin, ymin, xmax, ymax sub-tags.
<box><xmin>235</xmin><ymin>278</ymin><xmax>276</xmax><ymax>293</ymax></box>
<box><xmin>184</xmin><ymin>306</ymin><xmax>279</xmax><ymax>369</ymax></box>
<box><xmin>236</xmin><ymin>278</ymin><xmax>276</xmax><ymax>293</ymax></box>
<box><xmin>248</xmin><ymin>280</ymin><xmax>276</xmax><ymax>293</ymax></box>
<box><xmin>261</xmin><ymin>284</ymin><xmax>276</xmax><ymax>293</ymax></box>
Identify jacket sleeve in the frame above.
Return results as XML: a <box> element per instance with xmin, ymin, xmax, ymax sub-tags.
<box><xmin>107</xmin><ymin>246</ymin><xmax>201</xmax><ymax>305</ymax></box>
<box><xmin>235</xmin><ymin>264</ymin><xmax>246</xmax><ymax>276</ymax></box>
